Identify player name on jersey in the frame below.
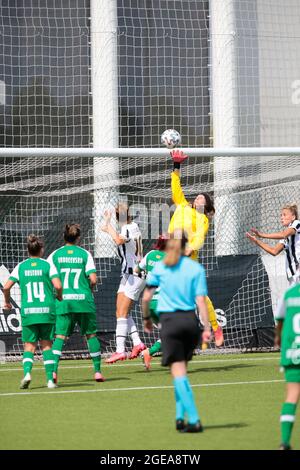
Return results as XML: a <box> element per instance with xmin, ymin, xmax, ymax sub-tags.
<box><xmin>58</xmin><ymin>256</ymin><xmax>83</xmax><ymax>264</ymax></box>
<box><xmin>24</xmin><ymin>270</ymin><xmax>43</xmax><ymax>277</ymax></box>
<box><xmin>24</xmin><ymin>307</ymin><xmax>50</xmax><ymax>314</ymax></box>
<box><xmin>63</xmin><ymin>294</ymin><xmax>85</xmax><ymax>300</ymax></box>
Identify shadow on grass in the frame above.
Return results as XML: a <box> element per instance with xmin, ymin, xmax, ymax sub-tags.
<box><xmin>134</xmin><ymin>369</ymin><xmax>166</xmax><ymax>375</ymax></box>
<box><xmin>85</xmin><ymin>377</ymin><xmax>130</xmax><ymax>383</ymax></box>
<box><xmin>189</xmin><ymin>363</ymin><xmax>255</xmax><ymax>374</ymax></box>
<box><xmin>204</xmin><ymin>422</ymin><xmax>248</xmax><ymax>430</ymax></box>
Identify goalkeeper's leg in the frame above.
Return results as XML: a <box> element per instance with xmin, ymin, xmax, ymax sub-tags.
<box><xmin>206</xmin><ymin>296</ymin><xmax>224</xmax><ymax>347</ymax></box>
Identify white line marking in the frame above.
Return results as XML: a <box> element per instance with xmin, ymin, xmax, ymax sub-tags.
<box><xmin>0</xmin><ymin>355</ymin><xmax>279</xmax><ymax>372</ymax></box>
<box><xmin>0</xmin><ymin>379</ymin><xmax>284</xmax><ymax>398</ymax></box>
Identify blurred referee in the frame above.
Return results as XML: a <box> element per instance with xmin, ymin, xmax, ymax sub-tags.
<box><xmin>142</xmin><ymin>231</ymin><xmax>211</xmax><ymax>433</ymax></box>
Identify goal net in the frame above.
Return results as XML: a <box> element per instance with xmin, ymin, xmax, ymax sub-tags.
<box><xmin>0</xmin><ymin>150</ymin><xmax>299</xmax><ymax>358</ymax></box>
<box><xmin>1</xmin><ymin>0</ymin><xmax>300</xmax><ymax>358</ymax></box>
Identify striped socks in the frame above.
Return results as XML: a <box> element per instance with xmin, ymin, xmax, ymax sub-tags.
<box><xmin>42</xmin><ymin>349</ymin><xmax>55</xmax><ymax>382</ymax></box>
<box><xmin>52</xmin><ymin>337</ymin><xmax>64</xmax><ymax>373</ymax></box>
<box><xmin>87</xmin><ymin>336</ymin><xmax>102</xmax><ymax>373</ymax></box>
<box><xmin>280</xmin><ymin>402</ymin><xmax>297</xmax><ymax>446</ymax></box>
<box><xmin>22</xmin><ymin>351</ymin><xmax>34</xmax><ymax>376</ymax></box>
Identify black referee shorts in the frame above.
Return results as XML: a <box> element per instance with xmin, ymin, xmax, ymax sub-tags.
<box><xmin>159</xmin><ymin>310</ymin><xmax>201</xmax><ymax>367</ymax></box>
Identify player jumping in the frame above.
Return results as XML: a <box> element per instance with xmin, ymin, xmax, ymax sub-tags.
<box><xmin>135</xmin><ymin>234</ymin><xmax>167</xmax><ymax>370</ymax></box>
<box><xmin>48</xmin><ymin>224</ymin><xmax>105</xmax><ymax>383</ymax></box>
<box><xmin>101</xmin><ymin>203</ymin><xmax>146</xmax><ymax>363</ymax></box>
<box><xmin>167</xmin><ymin>149</ymin><xmax>224</xmax><ymax>347</ymax></box>
<box><xmin>274</xmin><ymin>267</ymin><xmax>300</xmax><ymax>450</ymax></box>
<box><xmin>3</xmin><ymin>235</ymin><xmax>62</xmax><ymax>389</ymax></box>
<box><xmin>246</xmin><ymin>204</ymin><xmax>300</xmax><ymax>285</ymax></box>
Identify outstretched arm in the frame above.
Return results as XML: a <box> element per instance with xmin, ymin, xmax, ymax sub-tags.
<box><xmin>250</xmin><ymin>227</ymin><xmax>296</xmax><ymax>240</ymax></box>
<box><xmin>170</xmin><ymin>150</ymin><xmax>189</xmax><ymax>206</ymax></box>
<box><xmin>246</xmin><ymin>232</ymin><xmax>284</xmax><ymax>256</ymax></box>
<box><xmin>101</xmin><ymin>210</ymin><xmax>126</xmax><ymax>246</ymax></box>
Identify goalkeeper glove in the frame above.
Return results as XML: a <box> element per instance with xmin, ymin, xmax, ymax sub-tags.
<box><xmin>170</xmin><ymin>149</ymin><xmax>188</xmax><ymax>169</ymax></box>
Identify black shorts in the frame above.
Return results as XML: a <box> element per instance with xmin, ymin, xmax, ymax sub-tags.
<box><xmin>159</xmin><ymin>310</ymin><xmax>201</xmax><ymax>367</ymax></box>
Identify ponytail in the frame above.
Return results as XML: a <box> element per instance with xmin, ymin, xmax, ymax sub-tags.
<box><xmin>116</xmin><ymin>203</ymin><xmax>131</xmax><ymax>224</ymax></box>
<box><xmin>164</xmin><ymin>231</ymin><xmax>188</xmax><ymax>267</ymax></box>
<box><xmin>282</xmin><ymin>204</ymin><xmax>298</xmax><ymax>219</ymax></box>
<box><xmin>27</xmin><ymin>234</ymin><xmax>44</xmax><ymax>256</ymax></box>
<box><xmin>153</xmin><ymin>234</ymin><xmax>168</xmax><ymax>251</ymax></box>
<box><xmin>64</xmin><ymin>223</ymin><xmax>81</xmax><ymax>243</ymax></box>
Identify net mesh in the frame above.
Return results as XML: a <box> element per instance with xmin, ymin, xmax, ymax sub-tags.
<box><xmin>1</xmin><ymin>0</ymin><xmax>300</xmax><ymax>358</ymax></box>
<box><xmin>0</xmin><ymin>153</ymin><xmax>299</xmax><ymax>357</ymax></box>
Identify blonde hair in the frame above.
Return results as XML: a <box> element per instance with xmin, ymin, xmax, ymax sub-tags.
<box><xmin>164</xmin><ymin>231</ymin><xmax>188</xmax><ymax>267</ymax></box>
<box><xmin>116</xmin><ymin>203</ymin><xmax>131</xmax><ymax>224</ymax></box>
<box><xmin>282</xmin><ymin>204</ymin><xmax>298</xmax><ymax>219</ymax></box>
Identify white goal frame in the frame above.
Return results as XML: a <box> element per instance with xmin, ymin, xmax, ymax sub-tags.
<box><xmin>1</xmin><ymin>147</ymin><xmax>300</xmax><ymax>159</ymax></box>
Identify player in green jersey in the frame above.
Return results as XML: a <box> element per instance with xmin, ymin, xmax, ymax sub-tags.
<box><xmin>48</xmin><ymin>224</ymin><xmax>105</xmax><ymax>383</ymax></box>
<box><xmin>3</xmin><ymin>235</ymin><xmax>62</xmax><ymax>389</ymax></box>
<box><xmin>135</xmin><ymin>234</ymin><xmax>167</xmax><ymax>370</ymax></box>
<box><xmin>275</xmin><ymin>268</ymin><xmax>300</xmax><ymax>450</ymax></box>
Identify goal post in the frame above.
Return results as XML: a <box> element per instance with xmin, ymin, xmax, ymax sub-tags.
<box><xmin>0</xmin><ymin>148</ymin><xmax>299</xmax><ymax>357</ymax></box>
<box><xmin>90</xmin><ymin>0</ymin><xmax>119</xmax><ymax>258</ymax></box>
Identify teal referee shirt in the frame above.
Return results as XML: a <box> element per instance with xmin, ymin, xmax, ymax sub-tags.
<box><xmin>146</xmin><ymin>256</ymin><xmax>208</xmax><ymax>313</ymax></box>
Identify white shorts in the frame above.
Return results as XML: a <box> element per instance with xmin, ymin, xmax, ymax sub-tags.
<box><xmin>117</xmin><ymin>274</ymin><xmax>145</xmax><ymax>301</ymax></box>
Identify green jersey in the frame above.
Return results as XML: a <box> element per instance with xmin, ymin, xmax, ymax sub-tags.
<box><xmin>9</xmin><ymin>258</ymin><xmax>59</xmax><ymax>326</ymax></box>
<box><xmin>139</xmin><ymin>250</ymin><xmax>165</xmax><ymax>305</ymax></box>
<box><xmin>47</xmin><ymin>245</ymin><xmax>97</xmax><ymax>314</ymax></box>
<box><xmin>275</xmin><ymin>283</ymin><xmax>300</xmax><ymax>367</ymax></box>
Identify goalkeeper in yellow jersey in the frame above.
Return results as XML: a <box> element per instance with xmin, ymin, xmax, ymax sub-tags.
<box><xmin>168</xmin><ymin>149</ymin><xmax>224</xmax><ymax>347</ymax></box>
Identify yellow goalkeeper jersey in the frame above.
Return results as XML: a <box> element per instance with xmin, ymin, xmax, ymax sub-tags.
<box><xmin>168</xmin><ymin>171</ymin><xmax>209</xmax><ymax>261</ymax></box>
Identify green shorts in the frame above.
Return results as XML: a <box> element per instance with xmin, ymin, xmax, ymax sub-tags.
<box><xmin>284</xmin><ymin>365</ymin><xmax>300</xmax><ymax>383</ymax></box>
<box><xmin>22</xmin><ymin>323</ymin><xmax>55</xmax><ymax>343</ymax></box>
<box><xmin>55</xmin><ymin>312</ymin><xmax>97</xmax><ymax>337</ymax></box>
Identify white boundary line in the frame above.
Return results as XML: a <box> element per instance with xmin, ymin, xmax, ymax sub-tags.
<box><xmin>0</xmin><ymin>379</ymin><xmax>284</xmax><ymax>398</ymax></box>
<box><xmin>0</xmin><ymin>355</ymin><xmax>279</xmax><ymax>372</ymax></box>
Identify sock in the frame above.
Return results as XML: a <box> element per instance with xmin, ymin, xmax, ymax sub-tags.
<box><xmin>206</xmin><ymin>296</ymin><xmax>218</xmax><ymax>332</ymax></box>
<box><xmin>174</xmin><ymin>376</ymin><xmax>200</xmax><ymax>425</ymax></box>
<box><xmin>149</xmin><ymin>340</ymin><xmax>161</xmax><ymax>356</ymax></box>
<box><xmin>280</xmin><ymin>402</ymin><xmax>297</xmax><ymax>446</ymax></box>
<box><xmin>116</xmin><ymin>318</ymin><xmax>128</xmax><ymax>353</ymax></box>
<box><xmin>127</xmin><ymin>316</ymin><xmax>141</xmax><ymax>346</ymax></box>
<box><xmin>22</xmin><ymin>351</ymin><xmax>34</xmax><ymax>376</ymax></box>
<box><xmin>42</xmin><ymin>349</ymin><xmax>55</xmax><ymax>382</ymax></box>
<box><xmin>87</xmin><ymin>336</ymin><xmax>101</xmax><ymax>373</ymax></box>
<box><xmin>52</xmin><ymin>337</ymin><xmax>64</xmax><ymax>373</ymax></box>
<box><xmin>174</xmin><ymin>387</ymin><xmax>185</xmax><ymax>421</ymax></box>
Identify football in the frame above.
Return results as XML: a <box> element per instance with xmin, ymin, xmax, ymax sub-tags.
<box><xmin>161</xmin><ymin>129</ymin><xmax>181</xmax><ymax>149</ymax></box>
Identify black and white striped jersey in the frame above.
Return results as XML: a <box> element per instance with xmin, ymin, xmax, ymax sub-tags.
<box><xmin>280</xmin><ymin>219</ymin><xmax>300</xmax><ymax>280</ymax></box>
<box><xmin>117</xmin><ymin>222</ymin><xmax>143</xmax><ymax>275</ymax></box>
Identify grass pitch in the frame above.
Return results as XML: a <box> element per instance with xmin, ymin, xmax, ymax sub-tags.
<box><xmin>0</xmin><ymin>352</ymin><xmax>299</xmax><ymax>450</ymax></box>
